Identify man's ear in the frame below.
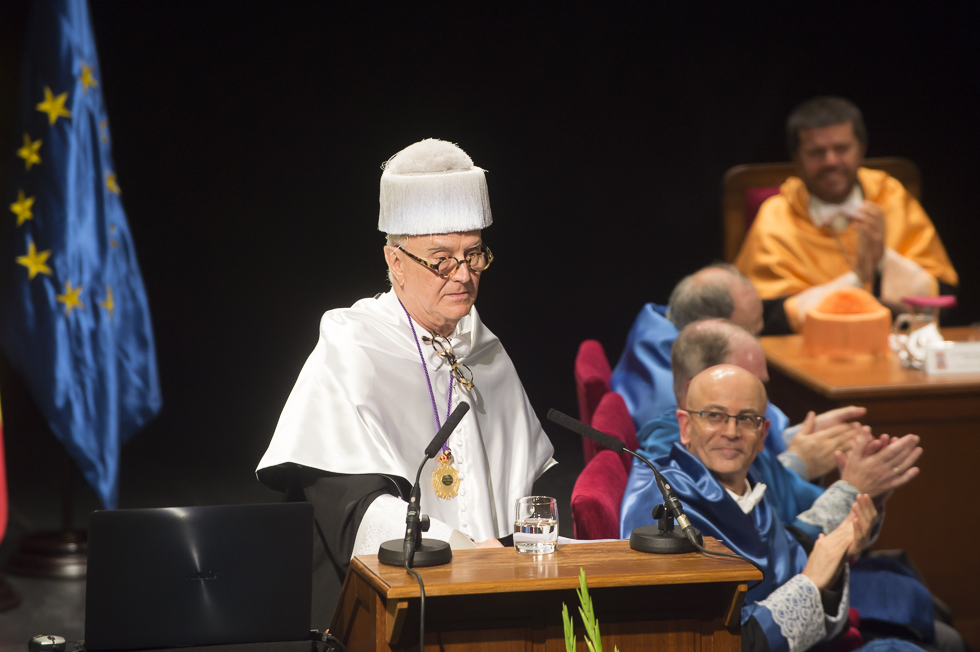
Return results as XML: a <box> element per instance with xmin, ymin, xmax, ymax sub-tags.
<box><xmin>755</xmin><ymin>418</ymin><xmax>770</xmax><ymax>454</ymax></box>
<box><xmin>385</xmin><ymin>246</ymin><xmax>405</xmax><ymax>287</ymax></box>
<box><xmin>678</xmin><ymin>409</ymin><xmax>692</xmax><ymax>447</ymax></box>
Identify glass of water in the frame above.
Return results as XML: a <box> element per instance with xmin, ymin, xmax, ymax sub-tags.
<box><xmin>514</xmin><ymin>496</ymin><xmax>558</xmax><ymax>554</ymax></box>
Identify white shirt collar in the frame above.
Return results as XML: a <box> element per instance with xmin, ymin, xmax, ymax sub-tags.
<box><xmin>725</xmin><ymin>478</ymin><xmax>768</xmax><ymax>514</ymax></box>
<box><xmin>808</xmin><ymin>184</ymin><xmax>863</xmax><ymax>232</ymax></box>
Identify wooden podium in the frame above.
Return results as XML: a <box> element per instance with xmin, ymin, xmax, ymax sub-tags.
<box><xmin>330</xmin><ymin>538</ymin><xmax>760</xmax><ymax>651</ymax></box>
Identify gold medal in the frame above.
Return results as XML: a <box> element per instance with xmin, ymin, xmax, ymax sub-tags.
<box><xmin>432</xmin><ymin>450</ymin><xmax>460</xmax><ymax>499</ymax></box>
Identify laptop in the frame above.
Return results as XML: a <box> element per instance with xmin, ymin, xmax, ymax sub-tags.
<box><xmin>85</xmin><ymin>502</ymin><xmax>313</xmax><ymax>651</ymax></box>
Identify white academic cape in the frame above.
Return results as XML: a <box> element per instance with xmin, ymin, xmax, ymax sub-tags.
<box><xmin>256</xmin><ymin>290</ymin><xmax>556</xmax><ymax>543</ymax></box>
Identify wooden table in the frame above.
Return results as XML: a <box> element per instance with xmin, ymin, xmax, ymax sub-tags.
<box><xmin>331</xmin><ymin>538</ymin><xmax>760</xmax><ymax>651</ymax></box>
<box><xmin>762</xmin><ymin>326</ymin><xmax>980</xmax><ymax>648</ymax></box>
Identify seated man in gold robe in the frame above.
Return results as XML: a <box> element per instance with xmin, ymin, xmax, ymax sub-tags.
<box><xmin>734</xmin><ymin>96</ymin><xmax>958</xmax><ymax>334</ymax></box>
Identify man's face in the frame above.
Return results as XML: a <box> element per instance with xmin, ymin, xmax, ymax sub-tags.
<box><xmin>386</xmin><ymin>230</ymin><xmax>483</xmax><ymax>335</ymax></box>
<box><xmin>678</xmin><ymin>365</ymin><xmax>769</xmax><ymax>489</ymax></box>
<box><xmin>794</xmin><ymin>121</ymin><xmax>866</xmax><ymax>204</ymax></box>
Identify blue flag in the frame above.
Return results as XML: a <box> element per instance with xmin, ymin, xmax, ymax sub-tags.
<box><xmin>0</xmin><ymin>0</ymin><xmax>162</xmax><ymax>509</ymax></box>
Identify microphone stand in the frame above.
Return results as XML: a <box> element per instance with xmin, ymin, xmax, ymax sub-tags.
<box><xmin>378</xmin><ymin>401</ymin><xmax>471</xmax><ymax>568</ymax></box>
<box><xmin>546</xmin><ymin>409</ymin><xmax>767</xmax><ymax>586</ymax></box>
<box><xmin>377</xmin><ymin>456</ymin><xmax>453</xmax><ymax>567</ymax></box>
<box><xmin>622</xmin><ymin>449</ymin><xmax>701</xmax><ymax>554</ymax></box>
<box><xmin>546</xmin><ymin>408</ymin><xmax>704</xmax><ymax>553</ymax></box>
<box><xmin>377</xmin><ymin>402</ymin><xmax>470</xmax><ymax>652</ymax></box>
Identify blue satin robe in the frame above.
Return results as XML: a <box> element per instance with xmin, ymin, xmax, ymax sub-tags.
<box><xmin>621</xmin><ymin>444</ymin><xmax>935</xmax><ymax>646</ymax></box>
<box><xmin>609</xmin><ymin>303</ymin><xmax>789</xmax><ymax>457</ymax></box>
<box><xmin>609</xmin><ymin>303</ymin><xmax>678</xmax><ymax>429</ymax></box>
<box><xmin>635</xmin><ymin>408</ymin><xmax>822</xmax><ymax>537</ymax></box>
<box><xmin>620</xmin><ymin>443</ymin><xmax>814</xmax><ymax>651</ymax></box>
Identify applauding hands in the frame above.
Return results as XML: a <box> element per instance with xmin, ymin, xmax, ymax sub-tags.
<box><xmin>788</xmin><ymin>406</ymin><xmax>867</xmax><ymax>479</ymax></box>
<box><xmin>802</xmin><ymin>495</ymin><xmax>877</xmax><ymax>590</ymax></box>
<box><xmin>837</xmin><ymin>432</ymin><xmax>922</xmax><ymax>505</ymax></box>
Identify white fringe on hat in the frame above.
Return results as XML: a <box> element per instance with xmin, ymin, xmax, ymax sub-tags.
<box><xmin>378</xmin><ymin>138</ymin><xmax>492</xmax><ymax>235</ymax></box>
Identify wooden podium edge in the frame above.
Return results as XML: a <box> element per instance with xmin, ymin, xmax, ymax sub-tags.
<box><xmin>352</xmin><ymin>538</ymin><xmax>762</xmax><ymax>601</ymax></box>
<box><xmin>724</xmin><ymin>582</ymin><xmax>749</xmax><ymax>629</ymax></box>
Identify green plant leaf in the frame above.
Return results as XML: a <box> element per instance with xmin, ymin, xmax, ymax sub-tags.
<box><xmin>577</xmin><ymin>567</ymin><xmax>602</xmax><ymax>652</ymax></box>
<box><xmin>562</xmin><ymin>602</ymin><xmax>576</xmax><ymax>652</ymax></box>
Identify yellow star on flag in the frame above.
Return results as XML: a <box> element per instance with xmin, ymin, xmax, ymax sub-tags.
<box><xmin>80</xmin><ymin>61</ymin><xmax>98</xmax><ymax>93</ymax></box>
<box><xmin>56</xmin><ymin>280</ymin><xmax>85</xmax><ymax>315</ymax></box>
<box><xmin>105</xmin><ymin>172</ymin><xmax>121</xmax><ymax>195</ymax></box>
<box><xmin>100</xmin><ymin>285</ymin><xmax>115</xmax><ymax>320</ymax></box>
<box><xmin>17</xmin><ymin>133</ymin><xmax>42</xmax><ymax>171</ymax></box>
<box><xmin>100</xmin><ymin>119</ymin><xmax>109</xmax><ymax>144</ymax></box>
<box><xmin>10</xmin><ymin>190</ymin><xmax>35</xmax><ymax>226</ymax></box>
<box><xmin>16</xmin><ymin>240</ymin><xmax>53</xmax><ymax>280</ymax></box>
<box><xmin>35</xmin><ymin>86</ymin><xmax>72</xmax><ymax>126</ymax></box>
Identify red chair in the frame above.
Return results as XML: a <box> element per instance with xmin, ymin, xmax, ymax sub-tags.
<box><xmin>570</xmin><ymin>450</ymin><xmax>627</xmax><ymax>540</ymax></box>
<box><xmin>570</xmin><ymin>392</ymin><xmax>639</xmax><ymax>540</ymax></box>
<box><xmin>574</xmin><ymin>340</ymin><xmax>612</xmax><ymax>463</ymax></box>
<box><xmin>590</xmin><ymin>392</ymin><xmax>638</xmax><ymax>474</ymax></box>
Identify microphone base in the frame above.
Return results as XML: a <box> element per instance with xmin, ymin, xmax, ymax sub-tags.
<box><xmin>378</xmin><ymin>538</ymin><xmax>453</xmax><ymax>567</ymax></box>
<box><xmin>629</xmin><ymin>525</ymin><xmax>700</xmax><ymax>554</ymax></box>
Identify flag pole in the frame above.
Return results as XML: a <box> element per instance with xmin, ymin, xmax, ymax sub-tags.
<box><xmin>7</xmin><ymin>445</ymin><xmax>87</xmax><ymax>580</ymax></box>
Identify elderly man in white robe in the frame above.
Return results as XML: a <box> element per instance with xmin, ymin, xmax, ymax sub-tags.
<box><xmin>257</xmin><ymin>139</ymin><xmax>555</xmax><ymax>628</ymax></box>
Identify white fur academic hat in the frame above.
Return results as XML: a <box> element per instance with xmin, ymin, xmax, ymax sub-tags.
<box><xmin>378</xmin><ymin>138</ymin><xmax>492</xmax><ymax>235</ymax></box>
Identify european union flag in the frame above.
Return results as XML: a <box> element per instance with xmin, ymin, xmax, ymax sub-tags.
<box><xmin>0</xmin><ymin>0</ymin><xmax>162</xmax><ymax>509</ymax></box>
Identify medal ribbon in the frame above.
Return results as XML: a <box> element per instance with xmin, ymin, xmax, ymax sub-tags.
<box><xmin>399</xmin><ymin>299</ymin><xmax>453</xmax><ymax>455</ymax></box>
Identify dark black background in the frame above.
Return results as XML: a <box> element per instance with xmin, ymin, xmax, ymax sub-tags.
<box><xmin>0</xmin><ymin>2</ymin><xmax>978</xmax><ymax>537</ymax></box>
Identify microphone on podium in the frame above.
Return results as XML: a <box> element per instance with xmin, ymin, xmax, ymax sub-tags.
<box><xmin>546</xmin><ymin>409</ymin><xmax>702</xmax><ymax>554</ymax></box>
<box><xmin>378</xmin><ymin>402</ymin><xmax>470</xmax><ymax>569</ymax></box>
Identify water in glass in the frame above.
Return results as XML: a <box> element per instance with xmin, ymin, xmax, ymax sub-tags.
<box><xmin>514</xmin><ymin>496</ymin><xmax>558</xmax><ymax>554</ymax></box>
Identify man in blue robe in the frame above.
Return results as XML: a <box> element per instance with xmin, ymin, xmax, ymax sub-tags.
<box><xmin>611</xmin><ymin>263</ymin><xmax>866</xmax><ymax>481</ymax></box>
<box><xmin>638</xmin><ymin>318</ymin><xmax>898</xmax><ymax>532</ymax></box>
<box><xmin>621</xmin><ymin>364</ymin><xmax>946</xmax><ymax>651</ymax></box>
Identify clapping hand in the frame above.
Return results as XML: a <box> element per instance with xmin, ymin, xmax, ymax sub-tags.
<box><xmin>846</xmin><ymin>494</ymin><xmax>877</xmax><ymax>557</ymax></box>
<box><xmin>836</xmin><ymin>432</ymin><xmax>922</xmax><ymax>505</ymax></box>
<box><xmin>849</xmin><ymin>201</ymin><xmax>886</xmax><ymax>285</ymax></box>
<box><xmin>812</xmin><ymin>406</ymin><xmax>867</xmax><ymax>431</ymax></box>
<box><xmin>802</xmin><ymin>494</ymin><xmax>877</xmax><ymax>589</ymax></box>
<box><xmin>788</xmin><ymin>410</ymin><xmax>865</xmax><ymax>479</ymax></box>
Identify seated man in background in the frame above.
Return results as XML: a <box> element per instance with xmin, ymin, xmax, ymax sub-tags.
<box><xmin>611</xmin><ymin>263</ymin><xmax>863</xmax><ymax>480</ymax></box>
<box><xmin>621</xmin><ymin>365</ymin><xmax>955</xmax><ymax>652</ymax></box>
<box><xmin>734</xmin><ymin>96</ymin><xmax>958</xmax><ymax>334</ymax></box>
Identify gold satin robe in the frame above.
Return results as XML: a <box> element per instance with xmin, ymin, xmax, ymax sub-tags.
<box><xmin>734</xmin><ymin>167</ymin><xmax>958</xmax><ymax>331</ymax></box>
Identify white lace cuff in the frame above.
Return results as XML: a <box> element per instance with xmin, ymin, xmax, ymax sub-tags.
<box><xmin>757</xmin><ymin>574</ymin><xmax>826</xmax><ymax>652</ymax></box>
<box><xmin>797</xmin><ymin>481</ymin><xmax>858</xmax><ymax>534</ymax></box>
<box><xmin>350</xmin><ymin>494</ymin><xmax>455</xmax><ymax>559</ymax></box>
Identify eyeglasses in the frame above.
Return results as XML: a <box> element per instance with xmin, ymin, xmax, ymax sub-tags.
<box><xmin>397</xmin><ymin>245</ymin><xmax>493</xmax><ymax>278</ymax></box>
<box><xmin>681</xmin><ymin>409</ymin><xmax>765</xmax><ymax>432</ymax></box>
<box><xmin>421</xmin><ymin>333</ymin><xmax>475</xmax><ymax>391</ymax></box>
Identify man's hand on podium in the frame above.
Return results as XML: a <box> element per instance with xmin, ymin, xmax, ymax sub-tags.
<box><xmin>475</xmin><ymin>538</ymin><xmax>504</xmax><ymax>549</ymax></box>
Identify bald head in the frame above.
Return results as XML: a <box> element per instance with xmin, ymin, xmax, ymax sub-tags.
<box><xmin>679</xmin><ymin>364</ymin><xmax>770</xmax><ymax>492</ymax></box>
<box><xmin>687</xmin><ymin>364</ymin><xmax>768</xmax><ymax>415</ymax></box>
<box><xmin>668</xmin><ymin>264</ymin><xmax>763</xmax><ymax>335</ymax></box>
<box><xmin>671</xmin><ymin>319</ymin><xmax>768</xmax><ymax>408</ymax></box>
